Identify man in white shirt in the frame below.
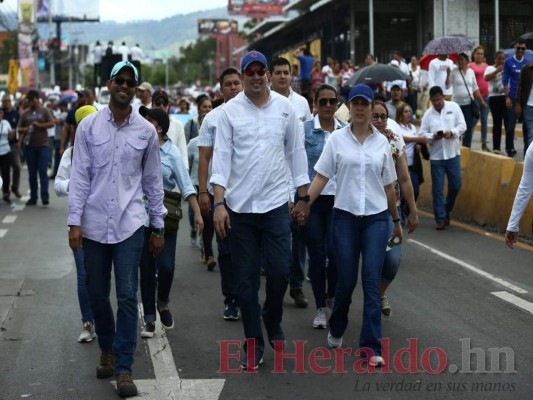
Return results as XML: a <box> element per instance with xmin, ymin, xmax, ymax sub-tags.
<box><xmin>269</xmin><ymin>56</ymin><xmax>312</xmax><ymax>309</ymax></box>
<box><xmin>133</xmin><ymin>82</ymin><xmax>152</xmax><ymax>111</ymax></box>
<box><xmin>130</xmin><ymin>44</ymin><xmax>144</xmax><ymax>81</ymax></box>
<box><xmin>117</xmin><ymin>41</ymin><xmax>129</xmax><ymax>62</ymax></box>
<box><xmin>93</xmin><ymin>41</ymin><xmax>104</xmax><ymax>86</ymax></box>
<box><xmin>197</xmin><ymin>67</ymin><xmax>243</xmax><ymax>321</ymax></box>
<box><xmin>420</xmin><ymin>86</ymin><xmax>466</xmax><ymax>230</ymax></box>
<box><xmin>211</xmin><ymin>51</ymin><xmax>310</xmax><ymax>370</ymax></box>
<box><xmin>428</xmin><ymin>54</ymin><xmax>455</xmax><ymax>100</ymax></box>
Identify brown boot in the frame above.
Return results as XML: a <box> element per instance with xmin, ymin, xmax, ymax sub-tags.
<box><xmin>116</xmin><ymin>373</ymin><xmax>138</xmax><ymax>398</ymax></box>
<box><xmin>96</xmin><ymin>351</ymin><xmax>115</xmax><ymax>379</ymax></box>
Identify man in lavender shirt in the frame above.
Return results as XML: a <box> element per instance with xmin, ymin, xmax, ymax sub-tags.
<box><xmin>68</xmin><ymin>61</ymin><xmax>166</xmax><ymax>398</ymax></box>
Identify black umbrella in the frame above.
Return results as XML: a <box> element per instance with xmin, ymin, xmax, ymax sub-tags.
<box><xmin>346</xmin><ymin>63</ymin><xmax>408</xmax><ymax>86</ymax></box>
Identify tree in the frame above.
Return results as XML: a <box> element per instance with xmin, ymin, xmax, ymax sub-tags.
<box><xmin>173</xmin><ymin>38</ymin><xmax>216</xmax><ymax>87</ymax></box>
<box><xmin>0</xmin><ymin>30</ymin><xmax>18</xmax><ymax>74</ymax></box>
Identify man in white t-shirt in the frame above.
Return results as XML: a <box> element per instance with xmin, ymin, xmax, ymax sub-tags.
<box><xmin>428</xmin><ymin>54</ymin><xmax>455</xmax><ymax>99</ymax></box>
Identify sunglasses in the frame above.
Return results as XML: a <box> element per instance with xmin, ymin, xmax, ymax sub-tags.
<box><xmin>318</xmin><ymin>97</ymin><xmax>338</xmax><ymax>107</ymax></box>
<box><xmin>113</xmin><ymin>76</ymin><xmax>137</xmax><ymax>88</ymax></box>
<box><xmin>154</xmin><ymin>99</ymin><xmax>169</xmax><ymax>107</ymax></box>
<box><xmin>516</xmin><ymin>47</ymin><xmax>526</xmax><ymax>51</ymax></box>
<box><xmin>244</xmin><ymin>67</ymin><xmax>266</xmax><ymax>77</ymax></box>
<box><xmin>371</xmin><ymin>113</ymin><xmax>388</xmax><ymax>121</ymax></box>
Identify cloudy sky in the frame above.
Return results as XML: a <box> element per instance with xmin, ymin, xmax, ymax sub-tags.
<box><xmin>1</xmin><ymin>0</ymin><xmax>228</xmax><ymax>22</ymax></box>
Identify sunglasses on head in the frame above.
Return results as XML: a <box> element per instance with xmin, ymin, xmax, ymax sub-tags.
<box><xmin>318</xmin><ymin>97</ymin><xmax>338</xmax><ymax>107</ymax></box>
<box><xmin>243</xmin><ymin>66</ymin><xmax>266</xmax><ymax>77</ymax></box>
<box><xmin>113</xmin><ymin>76</ymin><xmax>137</xmax><ymax>88</ymax></box>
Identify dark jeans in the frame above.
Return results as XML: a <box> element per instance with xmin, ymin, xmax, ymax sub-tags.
<box><xmin>211</xmin><ymin>194</ymin><xmax>237</xmax><ymax>306</ymax></box>
<box><xmin>329</xmin><ymin>209</ymin><xmax>389</xmax><ymax>356</ymax></box>
<box><xmin>305</xmin><ymin>195</ymin><xmax>337</xmax><ymax>309</ymax></box>
<box><xmin>227</xmin><ymin>203</ymin><xmax>291</xmax><ymax>351</ymax></box>
<box><xmin>460</xmin><ymin>104</ymin><xmax>474</xmax><ymax>148</ymax></box>
<box><xmin>431</xmin><ymin>156</ymin><xmax>462</xmax><ymax>223</ymax></box>
<box><xmin>488</xmin><ymin>95</ymin><xmax>508</xmax><ymax>151</ymax></box>
<box><xmin>400</xmin><ymin>166</ymin><xmax>421</xmax><ymax>223</ymax></box>
<box><xmin>139</xmin><ymin>227</ymin><xmax>178</xmax><ymax>323</ymax></box>
<box><xmin>0</xmin><ymin>152</ymin><xmax>11</xmax><ymax>197</ymax></box>
<box><xmin>25</xmin><ymin>145</ymin><xmax>49</xmax><ymax>202</ymax></box>
<box><xmin>290</xmin><ymin>194</ymin><xmax>307</xmax><ymax>289</ymax></box>
<box><xmin>83</xmin><ymin>227</ymin><xmax>144</xmax><ymax>375</ymax></box>
<box><xmin>9</xmin><ymin>145</ymin><xmax>21</xmax><ymax>192</ymax></box>
<box><xmin>73</xmin><ymin>247</ymin><xmax>94</xmax><ymax>323</ymax></box>
<box><xmin>506</xmin><ymin>98</ymin><xmax>529</xmax><ymax>156</ymax></box>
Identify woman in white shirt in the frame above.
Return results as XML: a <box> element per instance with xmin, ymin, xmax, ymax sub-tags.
<box><xmin>0</xmin><ymin>108</ymin><xmax>14</xmax><ymax>203</ymax></box>
<box><xmin>293</xmin><ymin>85</ymin><xmax>402</xmax><ymax>367</ymax></box>
<box><xmin>445</xmin><ymin>53</ymin><xmax>487</xmax><ymax>148</ymax></box>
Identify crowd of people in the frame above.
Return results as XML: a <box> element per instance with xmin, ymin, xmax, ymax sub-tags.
<box><xmin>1</xmin><ymin>40</ymin><xmax>533</xmax><ymax>398</ymax></box>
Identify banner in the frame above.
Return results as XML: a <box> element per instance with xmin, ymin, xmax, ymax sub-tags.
<box><xmin>228</xmin><ymin>0</ymin><xmax>288</xmax><ymax>16</ymax></box>
<box><xmin>198</xmin><ymin>19</ymin><xmax>238</xmax><ymax>35</ymax></box>
<box><xmin>8</xmin><ymin>60</ymin><xmax>18</xmax><ymax>95</ymax></box>
<box><xmin>18</xmin><ymin>0</ymin><xmax>36</xmax><ymax>89</ymax></box>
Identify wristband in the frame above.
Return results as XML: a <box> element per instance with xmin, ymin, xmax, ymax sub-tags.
<box><xmin>392</xmin><ymin>218</ymin><xmax>400</xmax><ymax>223</ymax></box>
<box><xmin>214</xmin><ymin>201</ymin><xmax>225</xmax><ymax>208</ymax></box>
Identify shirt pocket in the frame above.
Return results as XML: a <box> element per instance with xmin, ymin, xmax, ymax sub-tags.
<box><xmin>266</xmin><ymin>117</ymin><xmax>287</xmax><ymax>148</ymax></box>
<box><xmin>87</xmin><ymin>134</ymin><xmax>112</xmax><ymax>169</ymax></box>
<box><xmin>120</xmin><ymin>136</ymin><xmax>149</xmax><ymax>176</ymax></box>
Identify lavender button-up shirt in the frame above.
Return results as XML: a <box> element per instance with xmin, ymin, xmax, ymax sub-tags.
<box><xmin>68</xmin><ymin>107</ymin><xmax>166</xmax><ymax>244</ymax></box>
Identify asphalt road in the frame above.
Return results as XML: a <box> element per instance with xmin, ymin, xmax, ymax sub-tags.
<box><xmin>1</xmin><ymin>169</ymin><xmax>532</xmax><ymax>400</ymax></box>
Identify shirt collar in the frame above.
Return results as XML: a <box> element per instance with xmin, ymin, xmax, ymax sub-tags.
<box><xmin>313</xmin><ymin>114</ymin><xmax>343</xmax><ymax>131</ymax></box>
<box><xmin>106</xmin><ymin>105</ymin><xmax>135</xmax><ymax>125</ymax></box>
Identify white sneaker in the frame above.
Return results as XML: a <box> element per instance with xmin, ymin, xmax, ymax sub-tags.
<box><xmin>312</xmin><ymin>308</ymin><xmax>327</xmax><ymax>329</ymax></box>
<box><xmin>327</xmin><ymin>332</ymin><xmax>343</xmax><ymax>348</ymax></box>
<box><xmin>369</xmin><ymin>355</ymin><xmax>385</xmax><ymax>367</ymax></box>
<box><xmin>77</xmin><ymin>321</ymin><xmax>96</xmax><ymax>343</ymax></box>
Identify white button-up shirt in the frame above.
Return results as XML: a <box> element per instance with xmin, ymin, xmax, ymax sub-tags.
<box><xmin>419</xmin><ymin>101</ymin><xmax>466</xmax><ymax>161</ymax></box>
<box><xmin>210</xmin><ymin>90</ymin><xmax>309</xmax><ymax>213</ymax></box>
<box><xmin>314</xmin><ymin>124</ymin><xmax>397</xmax><ymax>216</ymax></box>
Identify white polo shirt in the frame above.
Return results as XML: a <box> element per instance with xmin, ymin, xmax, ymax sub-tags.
<box><xmin>314</xmin><ymin>124</ymin><xmax>397</xmax><ymax>216</ymax></box>
<box><xmin>210</xmin><ymin>90</ymin><xmax>309</xmax><ymax>213</ymax></box>
<box><xmin>419</xmin><ymin>101</ymin><xmax>466</xmax><ymax>161</ymax></box>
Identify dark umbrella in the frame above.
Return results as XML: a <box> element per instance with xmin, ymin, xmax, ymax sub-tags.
<box><xmin>346</xmin><ymin>63</ymin><xmax>408</xmax><ymax>86</ymax></box>
<box><xmin>422</xmin><ymin>36</ymin><xmax>474</xmax><ymax>55</ymax></box>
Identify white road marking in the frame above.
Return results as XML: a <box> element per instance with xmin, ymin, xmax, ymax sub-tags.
<box><xmin>12</xmin><ymin>203</ymin><xmax>25</xmax><ymax>211</ymax></box>
<box><xmin>2</xmin><ymin>215</ymin><xmax>17</xmax><ymax>224</ymax></box>
<box><xmin>409</xmin><ymin>239</ymin><xmax>528</xmax><ymax>294</ymax></box>
<box><xmin>492</xmin><ymin>291</ymin><xmax>533</xmax><ymax>315</ymax></box>
<box><xmin>131</xmin><ymin>304</ymin><xmax>225</xmax><ymax>399</ymax></box>
<box><xmin>0</xmin><ymin>229</ymin><xmax>7</xmax><ymax>238</ymax></box>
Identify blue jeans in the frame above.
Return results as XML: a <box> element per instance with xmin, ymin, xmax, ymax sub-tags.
<box><xmin>329</xmin><ymin>209</ymin><xmax>389</xmax><ymax>356</ymax></box>
<box><xmin>460</xmin><ymin>104</ymin><xmax>474</xmax><ymax>148</ymax></box>
<box><xmin>506</xmin><ymin>98</ymin><xmax>530</xmax><ymax>156</ymax></box>
<box><xmin>290</xmin><ymin>194</ymin><xmax>307</xmax><ymax>289</ymax></box>
<box><xmin>139</xmin><ymin>227</ymin><xmax>178</xmax><ymax>323</ymax></box>
<box><xmin>473</xmin><ymin>96</ymin><xmax>489</xmax><ymax>142</ymax></box>
<box><xmin>430</xmin><ymin>156</ymin><xmax>462</xmax><ymax>223</ymax></box>
<box><xmin>25</xmin><ymin>145</ymin><xmax>49</xmax><ymax>202</ymax></box>
<box><xmin>382</xmin><ymin>217</ymin><xmax>402</xmax><ymax>284</ymax></box>
<box><xmin>227</xmin><ymin>203</ymin><xmax>291</xmax><ymax>353</ymax></box>
<box><xmin>524</xmin><ymin>105</ymin><xmax>533</xmax><ymax>151</ymax></box>
<box><xmin>210</xmin><ymin>194</ymin><xmax>237</xmax><ymax>306</ymax></box>
<box><xmin>305</xmin><ymin>195</ymin><xmax>337</xmax><ymax>309</ymax></box>
<box><xmin>73</xmin><ymin>247</ymin><xmax>94</xmax><ymax>323</ymax></box>
<box><xmin>83</xmin><ymin>227</ymin><xmax>144</xmax><ymax>375</ymax></box>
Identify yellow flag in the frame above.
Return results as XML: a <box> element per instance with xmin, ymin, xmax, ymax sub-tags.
<box><xmin>8</xmin><ymin>60</ymin><xmax>18</xmax><ymax>95</ymax></box>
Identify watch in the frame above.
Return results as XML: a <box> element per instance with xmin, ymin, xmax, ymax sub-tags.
<box><xmin>299</xmin><ymin>195</ymin><xmax>310</xmax><ymax>202</ymax></box>
<box><xmin>151</xmin><ymin>227</ymin><xmax>165</xmax><ymax>237</ymax></box>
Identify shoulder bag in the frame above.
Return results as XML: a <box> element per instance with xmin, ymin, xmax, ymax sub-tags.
<box><xmin>459</xmin><ymin>69</ymin><xmax>480</xmax><ymax>120</ymax></box>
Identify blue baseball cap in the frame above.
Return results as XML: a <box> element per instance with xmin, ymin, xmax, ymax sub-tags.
<box><xmin>348</xmin><ymin>84</ymin><xmax>374</xmax><ymax>103</ymax></box>
<box><xmin>110</xmin><ymin>61</ymin><xmax>139</xmax><ymax>83</ymax></box>
<box><xmin>240</xmin><ymin>50</ymin><xmax>268</xmax><ymax>72</ymax></box>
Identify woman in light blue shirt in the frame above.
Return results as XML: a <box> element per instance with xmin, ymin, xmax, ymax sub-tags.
<box><xmin>139</xmin><ymin>106</ymin><xmax>203</xmax><ymax>338</ymax></box>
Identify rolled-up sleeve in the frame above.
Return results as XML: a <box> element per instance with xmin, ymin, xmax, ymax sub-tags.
<box><xmin>210</xmin><ymin>109</ymin><xmax>233</xmax><ymax>189</ymax></box>
<box><xmin>142</xmin><ymin>128</ymin><xmax>166</xmax><ymax>228</ymax></box>
<box><xmin>314</xmin><ymin>138</ymin><xmax>335</xmax><ymax>180</ymax></box>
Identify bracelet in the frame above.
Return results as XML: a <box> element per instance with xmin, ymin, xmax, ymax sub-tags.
<box><xmin>214</xmin><ymin>201</ymin><xmax>225</xmax><ymax>208</ymax></box>
<box><xmin>392</xmin><ymin>218</ymin><xmax>400</xmax><ymax>223</ymax></box>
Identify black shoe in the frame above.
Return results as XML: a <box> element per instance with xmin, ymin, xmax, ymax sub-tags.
<box><xmin>289</xmin><ymin>288</ymin><xmax>308</xmax><ymax>308</ymax></box>
<box><xmin>26</xmin><ymin>199</ymin><xmax>37</xmax><ymax>206</ymax></box>
<box><xmin>115</xmin><ymin>373</ymin><xmax>138</xmax><ymax>398</ymax></box>
<box><xmin>240</xmin><ymin>347</ymin><xmax>264</xmax><ymax>371</ymax></box>
<box><xmin>445</xmin><ymin>212</ymin><xmax>450</xmax><ymax>226</ymax></box>
<box><xmin>3</xmin><ymin>194</ymin><xmax>10</xmax><ymax>203</ymax></box>
<box><xmin>141</xmin><ymin>322</ymin><xmax>156</xmax><ymax>338</ymax></box>
<box><xmin>42</xmin><ymin>200</ymin><xmax>49</xmax><ymax>206</ymax></box>
<box><xmin>158</xmin><ymin>307</ymin><xmax>174</xmax><ymax>330</ymax></box>
<box><xmin>96</xmin><ymin>351</ymin><xmax>115</xmax><ymax>379</ymax></box>
<box><xmin>11</xmin><ymin>188</ymin><xmax>22</xmax><ymax>198</ymax></box>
